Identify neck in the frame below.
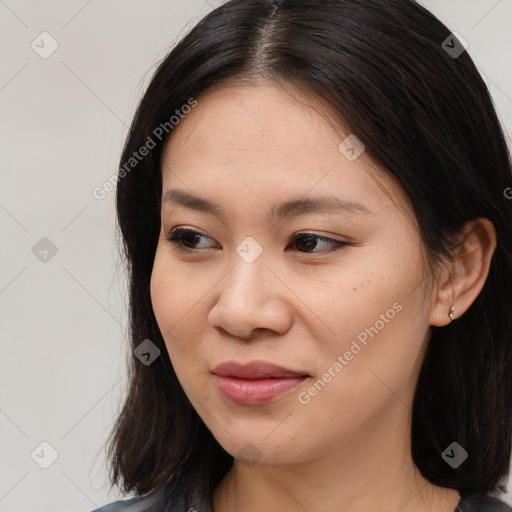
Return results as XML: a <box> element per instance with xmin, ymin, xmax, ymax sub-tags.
<box><xmin>211</xmin><ymin>400</ymin><xmax>461</xmax><ymax>512</ymax></box>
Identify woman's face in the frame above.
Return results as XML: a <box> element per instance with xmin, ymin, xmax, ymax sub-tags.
<box><xmin>150</xmin><ymin>82</ymin><xmax>439</xmax><ymax>465</ymax></box>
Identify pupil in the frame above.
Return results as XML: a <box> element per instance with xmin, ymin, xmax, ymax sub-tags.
<box><xmin>298</xmin><ymin>236</ymin><xmax>317</xmax><ymax>252</ymax></box>
<box><xmin>183</xmin><ymin>233</ymin><xmax>200</xmax><ymax>247</ymax></box>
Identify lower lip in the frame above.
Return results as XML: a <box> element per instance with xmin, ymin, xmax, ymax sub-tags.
<box><xmin>213</xmin><ymin>375</ymin><xmax>308</xmax><ymax>406</ymax></box>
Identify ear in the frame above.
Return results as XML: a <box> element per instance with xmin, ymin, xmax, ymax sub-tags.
<box><xmin>429</xmin><ymin>217</ymin><xmax>497</xmax><ymax>327</ymax></box>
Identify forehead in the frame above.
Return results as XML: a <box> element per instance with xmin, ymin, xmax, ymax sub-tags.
<box><xmin>160</xmin><ymin>82</ymin><xmax>412</xmax><ymax>221</ymax></box>
<box><xmin>163</xmin><ymin>82</ymin><xmax>345</xmax><ymax>167</ymax></box>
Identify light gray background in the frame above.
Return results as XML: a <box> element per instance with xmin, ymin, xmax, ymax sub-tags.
<box><xmin>1</xmin><ymin>1</ymin><xmax>511</xmax><ymax>511</ymax></box>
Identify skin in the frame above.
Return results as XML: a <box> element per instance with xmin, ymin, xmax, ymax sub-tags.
<box><xmin>150</xmin><ymin>81</ymin><xmax>496</xmax><ymax>512</ymax></box>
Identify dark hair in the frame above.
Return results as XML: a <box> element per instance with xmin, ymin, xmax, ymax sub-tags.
<box><xmin>107</xmin><ymin>0</ymin><xmax>512</xmax><ymax>505</ymax></box>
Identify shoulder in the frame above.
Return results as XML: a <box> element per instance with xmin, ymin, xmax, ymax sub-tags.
<box><xmin>458</xmin><ymin>494</ymin><xmax>512</xmax><ymax>512</ymax></box>
<box><xmin>89</xmin><ymin>493</ymin><xmax>159</xmax><ymax>512</ymax></box>
<box><xmin>88</xmin><ymin>491</ymin><xmax>164</xmax><ymax>512</ymax></box>
<box><xmin>88</xmin><ymin>483</ymin><xmax>204</xmax><ymax>512</ymax></box>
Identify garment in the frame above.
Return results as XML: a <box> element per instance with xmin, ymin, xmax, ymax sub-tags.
<box><xmin>90</xmin><ymin>486</ymin><xmax>512</xmax><ymax>512</ymax></box>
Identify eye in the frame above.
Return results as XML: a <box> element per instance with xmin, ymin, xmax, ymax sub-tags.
<box><xmin>291</xmin><ymin>233</ymin><xmax>347</xmax><ymax>253</ymax></box>
<box><xmin>164</xmin><ymin>228</ymin><xmax>347</xmax><ymax>254</ymax></box>
<box><xmin>165</xmin><ymin>227</ymin><xmax>218</xmax><ymax>250</ymax></box>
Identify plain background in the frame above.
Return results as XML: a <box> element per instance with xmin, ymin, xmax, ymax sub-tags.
<box><xmin>0</xmin><ymin>1</ymin><xmax>511</xmax><ymax>510</ymax></box>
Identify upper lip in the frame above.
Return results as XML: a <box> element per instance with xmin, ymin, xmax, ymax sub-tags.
<box><xmin>212</xmin><ymin>360</ymin><xmax>309</xmax><ymax>379</ymax></box>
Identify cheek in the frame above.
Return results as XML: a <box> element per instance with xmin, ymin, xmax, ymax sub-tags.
<box><xmin>150</xmin><ymin>253</ymin><xmax>175</xmax><ymax>334</ymax></box>
<box><xmin>303</xmin><ymin>255</ymin><xmax>429</xmax><ymax>415</ymax></box>
<box><xmin>151</xmin><ymin>248</ymin><xmax>193</xmax><ymax>329</ymax></box>
<box><xmin>307</xmin><ymin>242</ymin><xmax>425</xmax><ymax>351</ymax></box>
<box><xmin>150</xmin><ymin>248</ymin><xmax>210</xmax><ymax>362</ymax></box>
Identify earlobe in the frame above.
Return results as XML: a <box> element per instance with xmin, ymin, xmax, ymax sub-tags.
<box><xmin>428</xmin><ymin>217</ymin><xmax>497</xmax><ymax>327</ymax></box>
<box><xmin>428</xmin><ymin>257</ymin><xmax>457</xmax><ymax>327</ymax></box>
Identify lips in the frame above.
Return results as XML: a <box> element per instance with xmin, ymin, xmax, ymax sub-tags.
<box><xmin>212</xmin><ymin>360</ymin><xmax>309</xmax><ymax>379</ymax></box>
<box><xmin>211</xmin><ymin>360</ymin><xmax>310</xmax><ymax>406</ymax></box>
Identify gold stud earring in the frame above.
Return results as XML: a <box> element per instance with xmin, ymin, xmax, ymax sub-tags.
<box><xmin>449</xmin><ymin>305</ymin><xmax>456</xmax><ymax>321</ymax></box>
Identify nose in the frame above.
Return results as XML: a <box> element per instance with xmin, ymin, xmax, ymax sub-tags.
<box><xmin>208</xmin><ymin>257</ymin><xmax>293</xmax><ymax>340</ymax></box>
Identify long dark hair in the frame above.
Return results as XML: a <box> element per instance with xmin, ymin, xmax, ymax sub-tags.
<box><xmin>107</xmin><ymin>0</ymin><xmax>512</xmax><ymax>506</ymax></box>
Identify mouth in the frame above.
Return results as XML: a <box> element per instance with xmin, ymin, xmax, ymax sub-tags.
<box><xmin>212</xmin><ymin>360</ymin><xmax>310</xmax><ymax>379</ymax></box>
<box><xmin>212</xmin><ymin>360</ymin><xmax>310</xmax><ymax>405</ymax></box>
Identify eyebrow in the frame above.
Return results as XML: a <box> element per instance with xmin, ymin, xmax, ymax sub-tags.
<box><xmin>162</xmin><ymin>189</ymin><xmax>374</xmax><ymax>221</ymax></box>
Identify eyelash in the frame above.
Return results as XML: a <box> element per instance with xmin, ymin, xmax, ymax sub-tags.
<box><xmin>164</xmin><ymin>227</ymin><xmax>347</xmax><ymax>255</ymax></box>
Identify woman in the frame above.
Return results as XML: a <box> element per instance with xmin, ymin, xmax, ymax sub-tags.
<box><xmin>92</xmin><ymin>0</ymin><xmax>512</xmax><ymax>511</ymax></box>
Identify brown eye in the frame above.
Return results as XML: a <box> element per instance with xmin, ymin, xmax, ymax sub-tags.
<box><xmin>291</xmin><ymin>233</ymin><xmax>347</xmax><ymax>254</ymax></box>
<box><xmin>165</xmin><ymin>228</ymin><xmax>217</xmax><ymax>250</ymax></box>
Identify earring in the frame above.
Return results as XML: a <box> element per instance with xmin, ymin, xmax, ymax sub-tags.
<box><xmin>449</xmin><ymin>305</ymin><xmax>456</xmax><ymax>321</ymax></box>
